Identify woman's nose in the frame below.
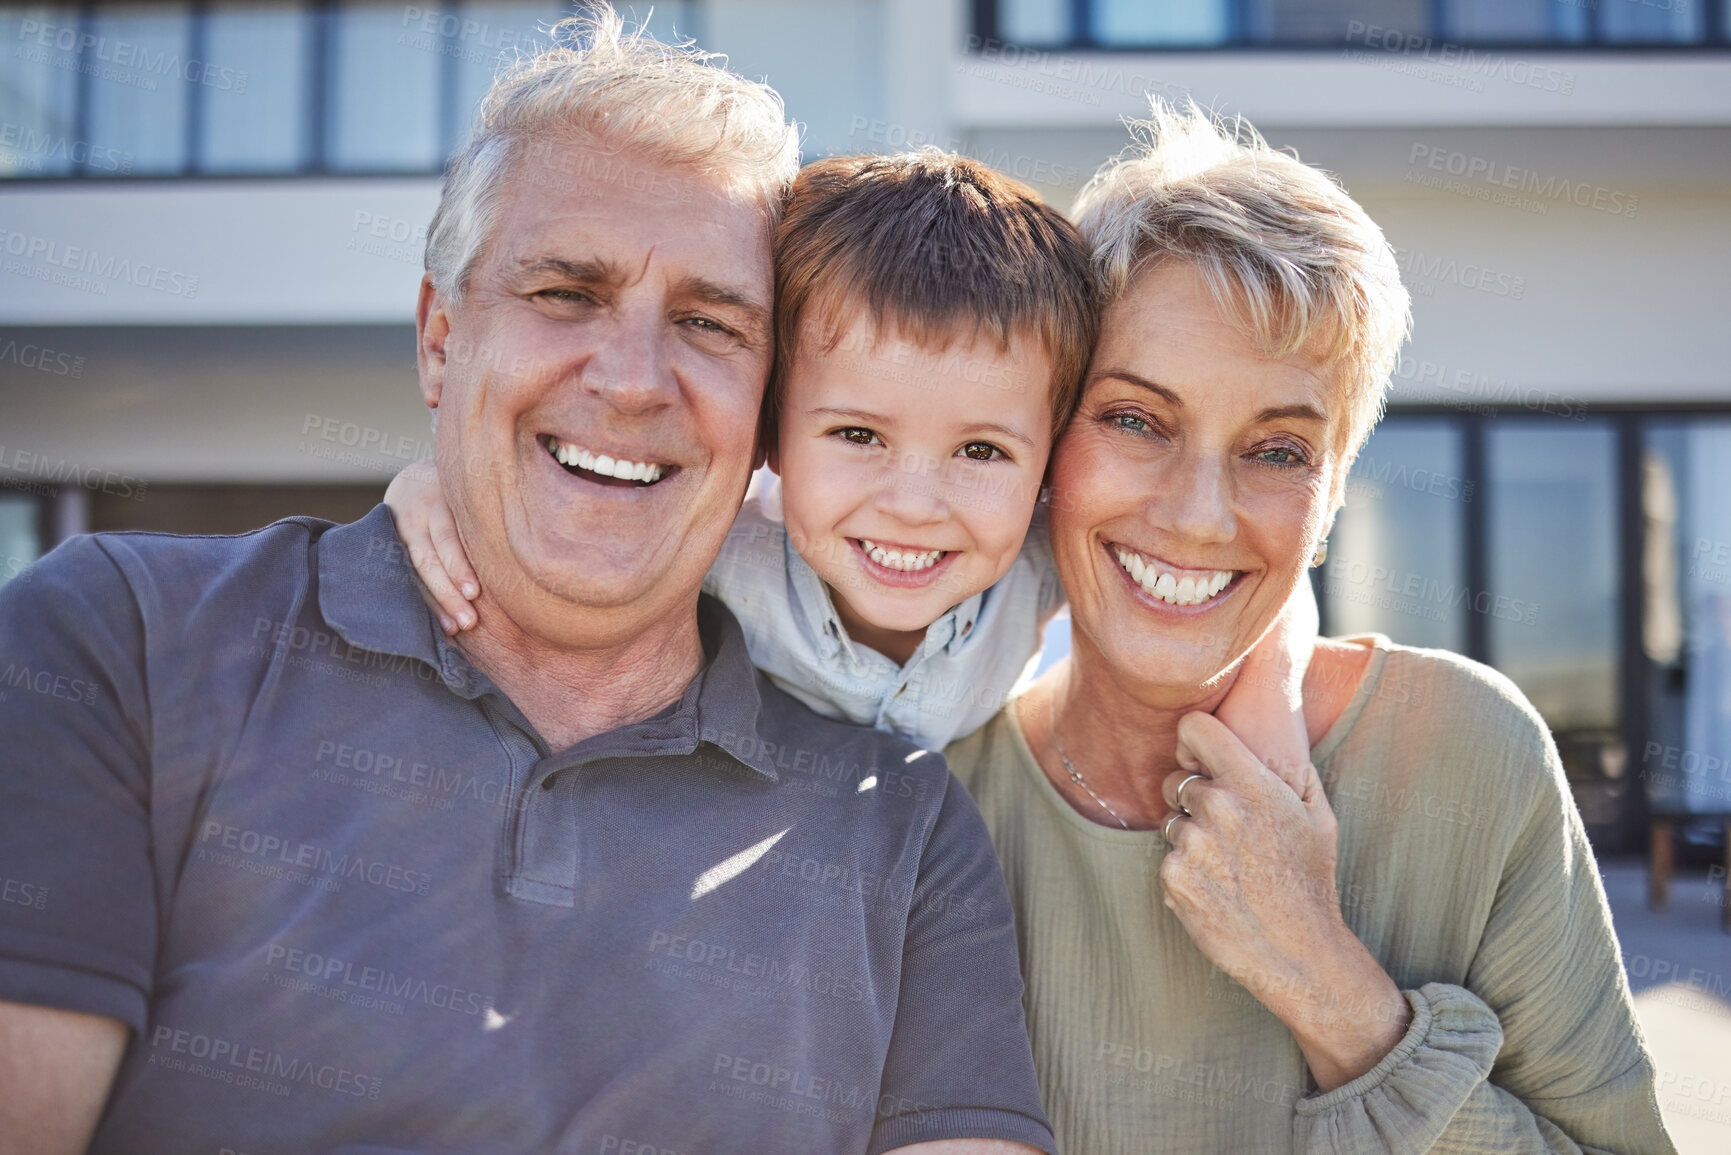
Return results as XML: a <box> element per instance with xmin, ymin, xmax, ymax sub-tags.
<box><xmin>1162</xmin><ymin>455</ymin><xmax>1237</xmax><ymax>544</ymax></box>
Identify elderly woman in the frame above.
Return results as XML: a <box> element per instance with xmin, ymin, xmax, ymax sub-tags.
<box><xmin>943</xmin><ymin>104</ymin><xmax>1675</xmax><ymax>1154</ymax></box>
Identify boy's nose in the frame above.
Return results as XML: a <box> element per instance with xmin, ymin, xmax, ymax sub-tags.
<box><xmin>873</xmin><ymin>464</ymin><xmax>949</xmax><ymax>526</ymax></box>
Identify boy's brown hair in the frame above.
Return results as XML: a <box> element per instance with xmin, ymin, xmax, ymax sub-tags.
<box><xmin>765</xmin><ymin>149</ymin><xmax>1097</xmax><ymax>444</ymax></box>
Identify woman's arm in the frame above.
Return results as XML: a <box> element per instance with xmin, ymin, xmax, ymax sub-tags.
<box><xmin>1161</xmin><ymin>714</ymin><xmax>1675</xmax><ymax>1154</ymax></box>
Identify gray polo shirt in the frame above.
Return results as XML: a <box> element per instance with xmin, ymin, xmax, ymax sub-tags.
<box><xmin>0</xmin><ymin>506</ymin><xmax>1052</xmax><ymax>1155</ymax></box>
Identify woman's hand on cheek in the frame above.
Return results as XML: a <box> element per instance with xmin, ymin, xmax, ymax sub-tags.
<box><xmin>383</xmin><ymin>459</ymin><xmax>482</xmax><ymax>635</ymax></box>
<box><xmin>1159</xmin><ymin>712</ymin><xmax>1410</xmax><ymax>1091</ymax></box>
<box><xmin>1160</xmin><ymin>712</ymin><xmax>1342</xmax><ymax>988</ymax></box>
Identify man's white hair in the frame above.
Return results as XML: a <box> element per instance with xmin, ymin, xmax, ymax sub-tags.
<box><xmin>425</xmin><ymin>4</ymin><xmax>801</xmax><ymax>301</ymax></box>
<box><xmin>1072</xmin><ymin>99</ymin><xmax>1411</xmax><ymax>465</ymax></box>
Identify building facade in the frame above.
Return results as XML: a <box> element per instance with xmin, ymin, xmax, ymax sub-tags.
<box><xmin>3</xmin><ymin>0</ymin><xmax>1730</xmax><ymax>851</ymax></box>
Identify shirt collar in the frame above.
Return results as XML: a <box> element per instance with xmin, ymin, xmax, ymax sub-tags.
<box><xmin>317</xmin><ymin>504</ymin><xmax>460</xmax><ymax>680</ymax></box>
<box><xmin>316</xmin><ymin>505</ymin><xmax>779</xmax><ymax>780</ymax></box>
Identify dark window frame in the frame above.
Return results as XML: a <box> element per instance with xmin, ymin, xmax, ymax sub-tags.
<box><xmin>976</xmin><ymin>0</ymin><xmax>1731</xmax><ymax>53</ymax></box>
<box><xmin>4</xmin><ymin>0</ymin><xmax>589</xmax><ymax>183</ymax></box>
<box><xmin>1312</xmin><ymin>400</ymin><xmax>1731</xmax><ymax>854</ymax></box>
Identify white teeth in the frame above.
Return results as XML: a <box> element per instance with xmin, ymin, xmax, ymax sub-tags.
<box><xmin>1112</xmin><ymin>547</ymin><xmax>1235</xmax><ymax>608</ymax></box>
<box><xmin>544</xmin><ymin>437</ymin><xmax>666</xmax><ymax>485</ymax></box>
<box><xmin>859</xmin><ymin>539</ymin><xmax>944</xmax><ymax>573</ymax></box>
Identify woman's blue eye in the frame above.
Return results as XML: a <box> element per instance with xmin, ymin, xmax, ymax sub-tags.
<box><xmin>1254</xmin><ymin>445</ymin><xmax>1306</xmax><ymax>466</ymax></box>
<box><xmin>1111</xmin><ymin>413</ymin><xmax>1150</xmax><ymax>433</ymax></box>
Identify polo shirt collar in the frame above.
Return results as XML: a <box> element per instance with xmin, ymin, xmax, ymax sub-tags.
<box><xmin>317</xmin><ymin>504</ymin><xmax>454</xmax><ymax>677</ymax></box>
<box><xmin>315</xmin><ymin>504</ymin><xmax>779</xmax><ymax>781</ymax></box>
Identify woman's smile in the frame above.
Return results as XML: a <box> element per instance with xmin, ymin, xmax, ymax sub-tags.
<box><xmin>1106</xmin><ymin>540</ymin><xmax>1242</xmax><ymax>608</ymax></box>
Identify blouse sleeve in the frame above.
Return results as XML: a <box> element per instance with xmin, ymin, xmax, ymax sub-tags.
<box><xmin>1292</xmin><ymin>719</ymin><xmax>1676</xmax><ymax>1155</ymax></box>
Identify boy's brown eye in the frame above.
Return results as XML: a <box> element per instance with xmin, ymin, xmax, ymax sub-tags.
<box><xmin>961</xmin><ymin>442</ymin><xmax>1002</xmax><ymax>462</ymax></box>
<box><xmin>838</xmin><ymin>427</ymin><xmax>879</xmax><ymax>446</ymax></box>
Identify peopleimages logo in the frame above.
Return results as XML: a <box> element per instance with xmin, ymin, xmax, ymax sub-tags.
<box><xmin>0</xmin><ymin>228</ymin><xmax>200</xmax><ymax>298</ymax></box>
<box><xmin>15</xmin><ymin>18</ymin><xmax>249</xmax><ymax>93</ymax></box>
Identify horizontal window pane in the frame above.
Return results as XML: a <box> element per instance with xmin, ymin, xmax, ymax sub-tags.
<box><xmin>84</xmin><ymin>3</ymin><xmax>191</xmax><ymax>175</ymax></box>
<box><xmin>199</xmin><ymin>2</ymin><xmax>311</xmax><ymax>173</ymax></box>
<box><xmin>0</xmin><ymin>5</ymin><xmax>83</xmax><ymax>176</ymax></box>
<box><xmin>1323</xmin><ymin>418</ymin><xmax>1468</xmax><ymax>652</ymax></box>
<box><xmin>1091</xmin><ymin>0</ymin><xmax>1229</xmax><ymax>45</ymax></box>
<box><xmin>327</xmin><ymin>1</ymin><xmax>441</xmax><ymax>172</ymax></box>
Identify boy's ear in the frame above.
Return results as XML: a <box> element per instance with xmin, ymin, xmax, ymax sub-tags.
<box><xmin>416</xmin><ymin>275</ymin><xmax>450</xmax><ymax>412</ymax></box>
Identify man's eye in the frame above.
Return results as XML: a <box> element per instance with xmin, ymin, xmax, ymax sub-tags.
<box><xmin>836</xmin><ymin>427</ymin><xmax>881</xmax><ymax>447</ymax></box>
<box><xmin>537</xmin><ymin>289</ymin><xmax>591</xmax><ymax>304</ymax></box>
<box><xmin>682</xmin><ymin>316</ymin><xmax>734</xmax><ymax>335</ymax></box>
<box><xmin>959</xmin><ymin>442</ymin><xmax>1005</xmax><ymax>462</ymax></box>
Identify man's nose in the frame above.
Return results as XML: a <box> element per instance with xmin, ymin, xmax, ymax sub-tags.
<box><xmin>581</xmin><ymin>308</ymin><xmax>677</xmax><ymax>415</ymax></box>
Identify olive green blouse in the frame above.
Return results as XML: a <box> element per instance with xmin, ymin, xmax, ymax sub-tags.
<box><xmin>944</xmin><ymin>635</ymin><xmax>1675</xmax><ymax>1154</ymax></box>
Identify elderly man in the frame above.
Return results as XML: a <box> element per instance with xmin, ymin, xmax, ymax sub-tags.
<box><xmin>0</xmin><ymin>13</ymin><xmax>1051</xmax><ymax>1155</ymax></box>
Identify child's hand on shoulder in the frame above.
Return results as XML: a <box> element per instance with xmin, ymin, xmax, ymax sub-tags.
<box><xmin>383</xmin><ymin>459</ymin><xmax>480</xmax><ymax>635</ymax></box>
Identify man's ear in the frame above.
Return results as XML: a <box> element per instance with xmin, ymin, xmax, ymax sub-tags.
<box><xmin>416</xmin><ymin>275</ymin><xmax>451</xmax><ymax>412</ymax></box>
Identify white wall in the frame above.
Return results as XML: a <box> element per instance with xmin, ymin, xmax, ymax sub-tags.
<box><xmin>0</xmin><ymin>179</ymin><xmax>439</xmax><ymax>325</ymax></box>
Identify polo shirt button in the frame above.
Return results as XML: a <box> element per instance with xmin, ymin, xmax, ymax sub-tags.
<box><xmin>540</xmin><ymin>775</ymin><xmax>556</xmax><ymax>791</ymax></box>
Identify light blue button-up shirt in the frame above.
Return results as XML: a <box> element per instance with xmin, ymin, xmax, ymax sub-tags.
<box><xmin>704</xmin><ymin>473</ymin><xmax>1066</xmax><ymax>750</ymax></box>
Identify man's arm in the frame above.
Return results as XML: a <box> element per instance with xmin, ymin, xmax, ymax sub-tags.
<box><xmin>0</xmin><ymin>1000</ymin><xmax>127</xmax><ymax>1155</ymax></box>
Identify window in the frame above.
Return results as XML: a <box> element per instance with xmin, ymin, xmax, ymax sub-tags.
<box><xmin>1598</xmin><ymin>0</ymin><xmax>1704</xmax><ymax>44</ymax></box>
<box><xmin>446</xmin><ymin>3</ymin><xmax>566</xmax><ymax>154</ymax></box>
<box><xmin>980</xmin><ymin>0</ymin><xmax>1726</xmax><ymax>46</ymax></box>
<box><xmin>1442</xmin><ymin>0</ymin><xmax>1589</xmax><ymax>42</ymax></box>
<box><xmin>0</xmin><ymin>5</ymin><xmax>82</xmax><ymax>176</ymax></box>
<box><xmin>198</xmin><ymin>2</ymin><xmax>312</xmax><ymax>173</ymax></box>
<box><xmin>1641</xmin><ymin>420</ymin><xmax>1731</xmax><ymax>814</ymax></box>
<box><xmin>997</xmin><ymin>0</ymin><xmax>1071</xmax><ymax>45</ymax></box>
<box><xmin>0</xmin><ymin>493</ymin><xmax>40</xmax><ymax>587</ymax></box>
<box><xmin>1092</xmin><ymin>0</ymin><xmax>1229</xmax><ymax>47</ymax></box>
<box><xmin>1485</xmin><ymin>419</ymin><xmax>1620</xmax><ymax>734</ymax></box>
<box><xmin>1322</xmin><ymin>418</ymin><xmax>1469</xmax><ymax>652</ymax></box>
<box><xmin>83</xmin><ymin>3</ymin><xmax>192</xmax><ymax>176</ymax></box>
<box><xmin>326</xmin><ymin>1</ymin><xmax>442</xmax><ymax>172</ymax></box>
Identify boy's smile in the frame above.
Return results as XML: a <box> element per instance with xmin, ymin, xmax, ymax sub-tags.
<box><xmin>772</xmin><ymin>311</ymin><xmax>1056</xmax><ymax>665</ymax></box>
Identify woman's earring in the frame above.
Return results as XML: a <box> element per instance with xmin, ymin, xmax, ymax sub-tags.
<box><xmin>1311</xmin><ymin>539</ymin><xmax>1329</xmax><ymax>568</ymax></box>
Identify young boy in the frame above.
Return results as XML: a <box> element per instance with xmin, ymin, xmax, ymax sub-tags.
<box><xmin>386</xmin><ymin>149</ymin><xmax>1313</xmax><ymax>768</ymax></box>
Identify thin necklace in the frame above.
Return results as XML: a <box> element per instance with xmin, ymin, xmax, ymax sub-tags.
<box><xmin>1048</xmin><ymin>692</ymin><xmax>1131</xmax><ymax>830</ymax></box>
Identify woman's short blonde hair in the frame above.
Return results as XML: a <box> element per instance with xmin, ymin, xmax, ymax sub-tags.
<box><xmin>1072</xmin><ymin>99</ymin><xmax>1410</xmax><ymax>466</ymax></box>
<box><xmin>426</xmin><ymin>4</ymin><xmax>801</xmax><ymax>301</ymax></box>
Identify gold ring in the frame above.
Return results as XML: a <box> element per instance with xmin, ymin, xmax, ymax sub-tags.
<box><xmin>1175</xmin><ymin>772</ymin><xmax>1206</xmax><ymax>817</ymax></box>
